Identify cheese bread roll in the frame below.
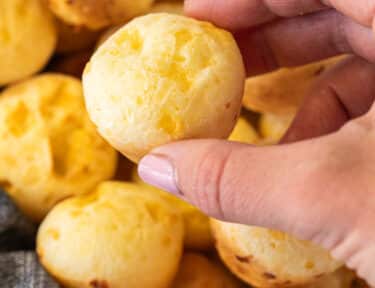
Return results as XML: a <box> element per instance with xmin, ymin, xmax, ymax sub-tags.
<box><xmin>37</xmin><ymin>181</ymin><xmax>183</xmax><ymax>288</ymax></box>
<box><xmin>0</xmin><ymin>0</ymin><xmax>56</xmax><ymax>86</ymax></box>
<box><xmin>47</xmin><ymin>0</ymin><xmax>154</xmax><ymax>30</ymax></box>
<box><xmin>83</xmin><ymin>13</ymin><xmax>245</xmax><ymax>162</ymax></box>
<box><xmin>243</xmin><ymin>57</ymin><xmax>345</xmax><ymax>115</ymax></box>
<box><xmin>211</xmin><ymin>220</ymin><xmax>342</xmax><ymax>287</ymax></box>
<box><xmin>173</xmin><ymin>253</ymin><xmax>244</xmax><ymax>288</ymax></box>
<box><xmin>0</xmin><ymin>74</ymin><xmax>117</xmax><ymax>221</ymax></box>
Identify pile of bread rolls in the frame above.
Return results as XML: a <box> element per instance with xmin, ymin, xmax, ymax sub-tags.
<box><xmin>0</xmin><ymin>0</ymin><xmax>368</xmax><ymax>287</ymax></box>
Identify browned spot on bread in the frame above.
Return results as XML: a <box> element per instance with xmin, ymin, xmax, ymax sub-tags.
<box><xmin>263</xmin><ymin>272</ymin><xmax>276</xmax><ymax>279</ymax></box>
<box><xmin>314</xmin><ymin>273</ymin><xmax>324</xmax><ymax>279</ymax></box>
<box><xmin>235</xmin><ymin>255</ymin><xmax>251</xmax><ymax>263</ymax></box>
<box><xmin>284</xmin><ymin>280</ymin><xmax>292</xmax><ymax>285</ymax></box>
<box><xmin>225</xmin><ymin>102</ymin><xmax>231</xmax><ymax>109</ymax></box>
<box><xmin>89</xmin><ymin>280</ymin><xmax>109</xmax><ymax>288</ymax></box>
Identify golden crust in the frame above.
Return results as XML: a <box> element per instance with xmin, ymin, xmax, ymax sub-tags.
<box><xmin>0</xmin><ymin>0</ymin><xmax>57</xmax><ymax>86</ymax></box>
<box><xmin>211</xmin><ymin>220</ymin><xmax>342</xmax><ymax>287</ymax></box>
<box><xmin>0</xmin><ymin>74</ymin><xmax>117</xmax><ymax>221</ymax></box>
<box><xmin>37</xmin><ymin>181</ymin><xmax>184</xmax><ymax>288</ymax></box>
<box><xmin>243</xmin><ymin>57</ymin><xmax>345</xmax><ymax>115</ymax></box>
<box><xmin>47</xmin><ymin>0</ymin><xmax>154</xmax><ymax>30</ymax></box>
<box><xmin>83</xmin><ymin>13</ymin><xmax>245</xmax><ymax>162</ymax></box>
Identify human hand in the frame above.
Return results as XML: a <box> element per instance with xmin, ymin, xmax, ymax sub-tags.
<box><xmin>138</xmin><ymin>0</ymin><xmax>375</xmax><ymax>285</ymax></box>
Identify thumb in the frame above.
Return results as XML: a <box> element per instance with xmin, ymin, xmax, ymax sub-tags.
<box><xmin>137</xmin><ymin>136</ymin><xmax>357</xmax><ymax>245</ymax></box>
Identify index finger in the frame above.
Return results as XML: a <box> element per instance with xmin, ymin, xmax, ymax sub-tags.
<box><xmin>185</xmin><ymin>0</ymin><xmax>375</xmax><ymax>30</ymax></box>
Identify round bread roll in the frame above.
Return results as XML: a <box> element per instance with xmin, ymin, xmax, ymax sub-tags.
<box><xmin>132</xmin><ymin>168</ymin><xmax>214</xmax><ymax>250</ymax></box>
<box><xmin>37</xmin><ymin>181</ymin><xmax>184</xmax><ymax>288</ymax></box>
<box><xmin>259</xmin><ymin>113</ymin><xmax>295</xmax><ymax>143</ymax></box>
<box><xmin>55</xmin><ymin>19</ymin><xmax>100</xmax><ymax>54</ymax></box>
<box><xmin>243</xmin><ymin>57</ymin><xmax>345</xmax><ymax>115</ymax></box>
<box><xmin>229</xmin><ymin>116</ymin><xmax>259</xmax><ymax>144</ymax></box>
<box><xmin>0</xmin><ymin>74</ymin><xmax>117</xmax><ymax>221</ymax></box>
<box><xmin>173</xmin><ymin>253</ymin><xmax>244</xmax><ymax>288</ymax></box>
<box><xmin>47</xmin><ymin>0</ymin><xmax>154</xmax><ymax>30</ymax></box>
<box><xmin>83</xmin><ymin>13</ymin><xmax>246</xmax><ymax>162</ymax></box>
<box><xmin>0</xmin><ymin>0</ymin><xmax>57</xmax><ymax>86</ymax></box>
<box><xmin>211</xmin><ymin>220</ymin><xmax>342</xmax><ymax>287</ymax></box>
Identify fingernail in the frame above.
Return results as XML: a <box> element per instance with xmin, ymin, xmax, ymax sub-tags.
<box><xmin>138</xmin><ymin>154</ymin><xmax>180</xmax><ymax>195</ymax></box>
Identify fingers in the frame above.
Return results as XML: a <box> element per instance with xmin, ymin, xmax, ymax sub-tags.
<box><xmin>185</xmin><ymin>0</ymin><xmax>375</xmax><ymax>30</ymax></box>
<box><xmin>138</xmin><ymin>137</ymin><xmax>355</xmax><ymax>243</ymax></box>
<box><xmin>237</xmin><ymin>10</ymin><xmax>375</xmax><ymax>75</ymax></box>
<box><xmin>283</xmin><ymin>56</ymin><xmax>375</xmax><ymax>142</ymax></box>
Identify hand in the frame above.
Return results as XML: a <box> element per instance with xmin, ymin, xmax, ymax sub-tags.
<box><xmin>138</xmin><ymin>0</ymin><xmax>375</xmax><ymax>285</ymax></box>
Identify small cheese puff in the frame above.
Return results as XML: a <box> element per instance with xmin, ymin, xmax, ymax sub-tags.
<box><xmin>37</xmin><ymin>181</ymin><xmax>184</xmax><ymax>288</ymax></box>
<box><xmin>211</xmin><ymin>220</ymin><xmax>342</xmax><ymax>288</ymax></box>
<box><xmin>83</xmin><ymin>14</ymin><xmax>245</xmax><ymax>162</ymax></box>
<box><xmin>0</xmin><ymin>74</ymin><xmax>117</xmax><ymax>222</ymax></box>
<box><xmin>0</xmin><ymin>0</ymin><xmax>57</xmax><ymax>86</ymax></box>
<box><xmin>47</xmin><ymin>0</ymin><xmax>154</xmax><ymax>30</ymax></box>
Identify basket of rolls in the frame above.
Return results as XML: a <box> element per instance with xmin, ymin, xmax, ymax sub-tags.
<box><xmin>0</xmin><ymin>0</ymin><xmax>370</xmax><ymax>287</ymax></box>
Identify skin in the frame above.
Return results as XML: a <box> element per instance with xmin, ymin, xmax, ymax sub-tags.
<box><xmin>138</xmin><ymin>0</ymin><xmax>375</xmax><ymax>286</ymax></box>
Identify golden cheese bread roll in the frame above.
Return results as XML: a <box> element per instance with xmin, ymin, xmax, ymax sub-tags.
<box><xmin>83</xmin><ymin>13</ymin><xmax>245</xmax><ymax>163</ymax></box>
<box><xmin>259</xmin><ymin>113</ymin><xmax>295</xmax><ymax>143</ymax></box>
<box><xmin>0</xmin><ymin>0</ymin><xmax>57</xmax><ymax>86</ymax></box>
<box><xmin>229</xmin><ymin>116</ymin><xmax>259</xmax><ymax>144</ymax></box>
<box><xmin>47</xmin><ymin>0</ymin><xmax>154</xmax><ymax>30</ymax></box>
<box><xmin>243</xmin><ymin>57</ymin><xmax>345</xmax><ymax>115</ymax></box>
<box><xmin>132</xmin><ymin>168</ymin><xmax>214</xmax><ymax>251</ymax></box>
<box><xmin>0</xmin><ymin>74</ymin><xmax>117</xmax><ymax>222</ymax></box>
<box><xmin>55</xmin><ymin>19</ymin><xmax>100</xmax><ymax>54</ymax></box>
<box><xmin>173</xmin><ymin>253</ymin><xmax>245</xmax><ymax>288</ymax></box>
<box><xmin>211</xmin><ymin>220</ymin><xmax>342</xmax><ymax>287</ymax></box>
<box><xmin>37</xmin><ymin>181</ymin><xmax>184</xmax><ymax>288</ymax></box>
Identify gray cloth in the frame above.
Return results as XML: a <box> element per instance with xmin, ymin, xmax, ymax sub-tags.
<box><xmin>0</xmin><ymin>251</ymin><xmax>59</xmax><ymax>288</ymax></box>
<box><xmin>0</xmin><ymin>189</ymin><xmax>59</xmax><ymax>287</ymax></box>
<box><xmin>0</xmin><ymin>191</ymin><xmax>36</xmax><ymax>251</ymax></box>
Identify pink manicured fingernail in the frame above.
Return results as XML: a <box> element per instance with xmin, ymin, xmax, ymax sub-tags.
<box><xmin>138</xmin><ymin>154</ymin><xmax>180</xmax><ymax>195</ymax></box>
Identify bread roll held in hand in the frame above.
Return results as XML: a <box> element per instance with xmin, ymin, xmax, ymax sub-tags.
<box><xmin>37</xmin><ymin>181</ymin><xmax>184</xmax><ymax>288</ymax></box>
<box><xmin>0</xmin><ymin>0</ymin><xmax>56</xmax><ymax>86</ymax></box>
<box><xmin>83</xmin><ymin>13</ymin><xmax>245</xmax><ymax>162</ymax></box>
<box><xmin>211</xmin><ymin>220</ymin><xmax>342</xmax><ymax>288</ymax></box>
<box><xmin>0</xmin><ymin>74</ymin><xmax>117</xmax><ymax>221</ymax></box>
<box><xmin>47</xmin><ymin>0</ymin><xmax>154</xmax><ymax>30</ymax></box>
